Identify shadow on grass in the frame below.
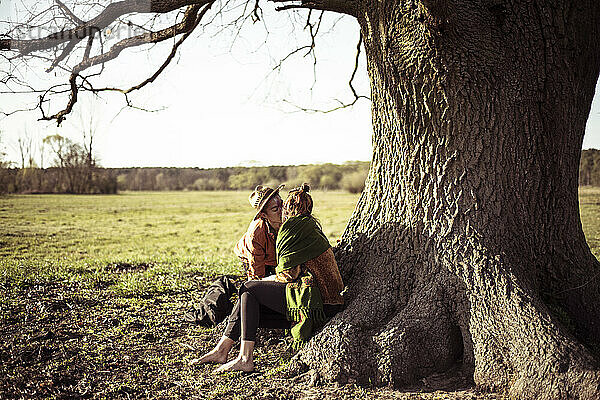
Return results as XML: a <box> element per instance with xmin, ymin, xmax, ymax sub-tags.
<box><xmin>0</xmin><ymin>271</ymin><xmax>503</xmax><ymax>399</ymax></box>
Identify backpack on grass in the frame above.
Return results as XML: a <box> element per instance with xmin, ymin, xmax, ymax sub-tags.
<box><xmin>183</xmin><ymin>276</ymin><xmax>237</xmax><ymax>327</ymax></box>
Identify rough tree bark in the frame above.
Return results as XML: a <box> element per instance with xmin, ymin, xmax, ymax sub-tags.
<box><xmin>294</xmin><ymin>0</ymin><xmax>600</xmax><ymax>398</ymax></box>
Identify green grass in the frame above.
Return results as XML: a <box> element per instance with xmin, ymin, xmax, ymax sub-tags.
<box><xmin>0</xmin><ymin>191</ymin><xmax>358</xmax><ymax>265</ymax></box>
<box><xmin>4</xmin><ymin>187</ymin><xmax>600</xmax><ymax>292</ymax></box>
<box><xmin>3</xmin><ymin>189</ymin><xmax>600</xmax><ymax>399</ymax></box>
<box><xmin>0</xmin><ymin>191</ymin><xmax>359</xmax><ymax>292</ymax></box>
<box><xmin>578</xmin><ymin>186</ymin><xmax>600</xmax><ymax>260</ymax></box>
<box><xmin>0</xmin><ymin>190</ymin><xmax>367</xmax><ymax>400</ymax></box>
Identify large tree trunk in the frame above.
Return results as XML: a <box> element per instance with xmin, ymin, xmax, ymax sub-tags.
<box><xmin>297</xmin><ymin>0</ymin><xmax>600</xmax><ymax>397</ymax></box>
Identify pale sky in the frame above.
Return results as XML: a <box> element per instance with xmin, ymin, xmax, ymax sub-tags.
<box><xmin>0</xmin><ymin>2</ymin><xmax>373</xmax><ymax>168</ymax></box>
<box><xmin>1</xmin><ymin>1</ymin><xmax>599</xmax><ymax>168</ymax></box>
<box><xmin>584</xmin><ymin>78</ymin><xmax>600</xmax><ymax>150</ymax></box>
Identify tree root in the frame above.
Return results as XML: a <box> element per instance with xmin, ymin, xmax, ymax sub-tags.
<box><xmin>295</xmin><ymin>285</ymin><xmax>464</xmax><ymax>387</ymax></box>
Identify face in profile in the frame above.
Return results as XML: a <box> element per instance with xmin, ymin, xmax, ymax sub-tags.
<box><xmin>262</xmin><ymin>195</ymin><xmax>283</xmax><ymax>229</ymax></box>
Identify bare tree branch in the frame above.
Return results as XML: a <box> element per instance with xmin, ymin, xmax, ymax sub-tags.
<box><xmin>2</xmin><ymin>0</ymin><xmax>209</xmax><ymax>55</ymax></box>
<box><xmin>35</xmin><ymin>2</ymin><xmax>212</xmax><ymax>125</ymax></box>
<box><xmin>304</xmin><ymin>10</ymin><xmax>323</xmax><ymax>89</ymax></box>
<box><xmin>349</xmin><ymin>29</ymin><xmax>363</xmax><ymax>99</ymax></box>
<box><xmin>72</xmin><ymin>3</ymin><xmax>206</xmax><ymax>73</ymax></box>
<box><xmin>282</xmin><ymin>29</ymin><xmax>368</xmax><ymax>113</ymax></box>
<box><xmin>282</xmin><ymin>94</ymin><xmax>367</xmax><ymax>113</ymax></box>
<box><xmin>39</xmin><ymin>72</ymin><xmax>78</xmax><ymax>124</ymax></box>
<box><xmin>86</xmin><ymin>2</ymin><xmax>212</xmax><ymax>95</ymax></box>
<box><xmin>252</xmin><ymin>0</ymin><xmax>262</xmax><ymax>22</ymax></box>
<box><xmin>1</xmin><ymin>0</ymin><xmax>362</xmax><ymax>124</ymax></box>
<box><xmin>270</xmin><ymin>0</ymin><xmax>357</xmax><ymax>15</ymax></box>
<box><xmin>55</xmin><ymin>0</ymin><xmax>84</xmax><ymax>25</ymax></box>
<box><xmin>46</xmin><ymin>38</ymin><xmax>82</xmax><ymax>72</ymax></box>
<box><xmin>82</xmin><ymin>29</ymin><xmax>95</xmax><ymax>61</ymax></box>
<box><xmin>271</xmin><ymin>45</ymin><xmax>312</xmax><ymax>71</ymax></box>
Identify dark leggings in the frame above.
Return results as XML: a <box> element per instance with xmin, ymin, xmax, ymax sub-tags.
<box><xmin>223</xmin><ymin>280</ymin><xmax>344</xmax><ymax>342</ymax></box>
<box><xmin>223</xmin><ymin>280</ymin><xmax>290</xmax><ymax>342</ymax></box>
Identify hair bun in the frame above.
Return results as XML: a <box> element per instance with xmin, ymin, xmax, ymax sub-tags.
<box><xmin>301</xmin><ymin>183</ymin><xmax>310</xmax><ymax>193</ymax></box>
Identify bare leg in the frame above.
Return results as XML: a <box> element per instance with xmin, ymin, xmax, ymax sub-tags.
<box><xmin>195</xmin><ymin>336</ymin><xmax>234</xmax><ymax>364</ymax></box>
<box><xmin>214</xmin><ymin>281</ymin><xmax>286</xmax><ymax>373</ymax></box>
<box><xmin>214</xmin><ymin>340</ymin><xmax>255</xmax><ymax>373</ymax></box>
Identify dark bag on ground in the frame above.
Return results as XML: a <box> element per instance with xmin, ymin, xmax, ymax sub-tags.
<box><xmin>183</xmin><ymin>276</ymin><xmax>237</xmax><ymax>327</ymax></box>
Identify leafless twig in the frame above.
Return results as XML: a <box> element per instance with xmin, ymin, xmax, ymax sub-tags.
<box><xmin>282</xmin><ymin>27</ymin><xmax>368</xmax><ymax>113</ymax></box>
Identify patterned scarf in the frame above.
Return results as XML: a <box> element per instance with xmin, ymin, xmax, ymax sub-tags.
<box><xmin>285</xmin><ymin>270</ymin><xmax>325</xmax><ymax>349</ymax></box>
<box><xmin>276</xmin><ymin>215</ymin><xmax>330</xmax><ymax>348</ymax></box>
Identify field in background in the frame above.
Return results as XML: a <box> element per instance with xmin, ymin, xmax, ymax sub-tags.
<box><xmin>6</xmin><ymin>187</ymin><xmax>600</xmax><ymax>280</ymax></box>
<box><xmin>578</xmin><ymin>187</ymin><xmax>600</xmax><ymax>260</ymax></box>
<box><xmin>2</xmin><ymin>189</ymin><xmax>600</xmax><ymax>399</ymax></box>
<box><xmin>0</xmin><ymin>191</ymin><xmax>359</xmax><ymax>292</ymax></box>
<box><xmin>0</xmin><ymin>191</ymin><xmax>372</xmax><ymax>399</ymax></box>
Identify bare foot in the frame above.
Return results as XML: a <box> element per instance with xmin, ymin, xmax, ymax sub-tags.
<box><xmin>196</xmin><ymin>347</ymin><xmax>229</xmax><ymax>364</ymax></box>
<box><xmin>214</xmin><ymin>356</ymin><xmax>254</xmax><ymax>373</ymax></box>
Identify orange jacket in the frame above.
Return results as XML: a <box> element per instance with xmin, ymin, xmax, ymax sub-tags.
<box><xmin>234</xmin><ymin>218</ymin><xmax>277</xmax><ymax>280</ymax></box>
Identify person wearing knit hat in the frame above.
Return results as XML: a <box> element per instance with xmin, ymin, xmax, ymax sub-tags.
<box><xmin>234</xmin><ymin>184</ymin><xmax>285</xmax><ymax>280</ymax></box>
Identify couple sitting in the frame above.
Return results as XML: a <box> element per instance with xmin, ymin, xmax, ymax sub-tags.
<box><xmin>199</xmin><ymin>183</ymin><xmax>344</xmax><ymax>373</ymax></box>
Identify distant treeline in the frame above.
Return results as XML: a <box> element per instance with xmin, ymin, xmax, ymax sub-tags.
<box><xmin>6</xmin><ymin>147</ymin><xmax>600</xmax><ymax>194</ymax></box>
<box><xmin>0</xmin><ymin>133</ymin><xmax>118</xmax><ymax>195</ymax></box>
<box><xmin>0</xmin><ymin>162</ymin><xmax>370</xmax><ymax>194</ymax></box>
<box><xmin>0</xmin><ymin>167</ymin><xmax>118</xmax><ymax>194</ymax></box>
<box><xmin>112</xmin><ymin>163</ymin><xmax>370</xmax><ymax>192</ymax></box>
<box><xmin>0</xmin><ymin>132</ymin><xmax>370</xmax><ymax>194</ymax></box>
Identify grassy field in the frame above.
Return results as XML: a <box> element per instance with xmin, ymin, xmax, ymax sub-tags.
<box><xmin>0</xmin><ymin>191</ymin><xmax>358</xmax><ymax>296</ymax></box>
<box><xmin>1</xmin><ymin>191</ymin><xmax>377</xmax><ymax>400</ymax></box>
<box><xmin>578</xmin><ymin>187</ymin><xmax>600</xmax><ymax>259</ymax></box>
<box><xmin>3</xmin><ymin>189</ymin><xmax>600</xmax><ymax>399</ymax></box>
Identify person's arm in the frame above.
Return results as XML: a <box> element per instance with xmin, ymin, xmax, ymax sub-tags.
<box><xmin>246</xmin><ymin>225</ymin><xmax>267</xmax><ymax>280</ymax></box>
<box><xmin>275</xmin><ymin>265</ymin><xmax>302</xmax><ymax>283</ymax></box>
<box><xmin>247</xmin><ymin>249</ymin><xmax>266</xmax><ymax>280</ymax></box>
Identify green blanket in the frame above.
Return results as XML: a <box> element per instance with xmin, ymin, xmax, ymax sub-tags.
<box><xmin>276</xmin><ymin>215</ymin><xmax>330</xmax><ymax>273</ymax></box>
<box><xmin>276</xmin><ymin>215</ymin><xmax>330</xmax><ymax>349</ymax></box>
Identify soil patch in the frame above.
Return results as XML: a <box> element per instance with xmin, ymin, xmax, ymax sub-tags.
<box><xmin>0</xmin><ymin>277</ymin><xmax>504</xmax><ymax>399</ymax></box>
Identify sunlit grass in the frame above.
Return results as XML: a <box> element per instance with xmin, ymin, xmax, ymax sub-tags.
<box><xmin>578</xmin><ymin>186</ymin><xmax>600</xmax><ymax>260</ymax></box>
<box><xmin>3</xmin><ymin>189</ymin><xmax>600</xmax><ymax>399</ymax></box>
<box><xmin>4</xmin><ymin>187</ymin><xmax>600</xmax><ymax>293</ymax></box>
<box><xmin>0</xmin><ymin>191</ymin><xmax>360</xmax><ymax>291</ymax></box>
